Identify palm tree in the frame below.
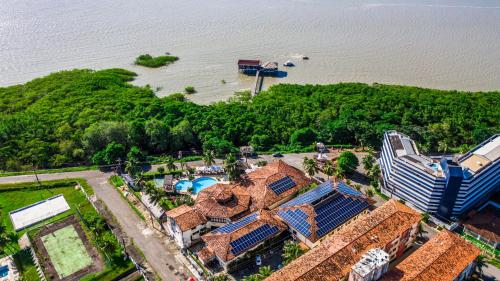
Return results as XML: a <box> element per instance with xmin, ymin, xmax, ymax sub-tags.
<box><xmin>180</xmin><ymin>158</ymin><xmax>187</xmax><ymax>171</ymax></box>
<box><xmin>165</xmin><ymin>156</ymin><xmax>177</xmax><ymax>172</ymax></box>
<box><xmin>241</xmin><ymin>275</ymin><xmax>261</xmax><ymax>281</ymax></box>
<box><xmin>212</xmin><ymin>274</ymin><xmax>230</xmax><ymax>281</ymax></box>
<box><xmin>475</xmin><ymin>255</ymin><xmax>486</xmax><ymax>277</ymax></box>
<box><xmin>136</xmin><ymin>172</ymin><xmax>147</xmax><ymax>189</ymax></box>
<box><xmin>203</xmin><ymin>150</ymin><xmax>215</xmax><ymax>167</ymax></box>
<box><xmin>323</xmin><ymin>160</ymin><xmax>335</xmax><ymax>180</ymax></box>
<box><xmin>224</xmin><ymin>154</ymin><xmax>240</xmax><ymax>182</ymax></box>
<box><xmin>144</xmin><ymin>182</ymin><xmax>166</xmax><ymax>205</ymax></box>
<box><xmin>362</xmin><ymin>154</ymin><xmax>374</xmax><ymax>172</ymax></box>
<box><xmin>370</xmin><ymin>164</ymin><xmax>381</xmax><ymax>179</ymax></box>
<box><xmin>282</xmin><ymin>240</ymin><xmax>304</xmax><ymax>265</ymax></box>
<box><xmin>365</xmin><ymin>188</ymin><xmax>374</xmax><ymax>198</ymax></box>
<box><xmin>125</xmin><ymin>158</ymin><xmax>141</xmax><ymax>176</ymax></box>
<box><xmin>258</xmin><ymin>266</ymin><xmax>273</xmax><ymax>279</ymax></box>
<box><xmin>302</xmin><ymin>157</ymin><xmax>318</xmax><ymax>178</ymax></box>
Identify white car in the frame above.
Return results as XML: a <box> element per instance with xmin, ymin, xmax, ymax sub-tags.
<box><xmin>256</xmin><ymin>255</ymin><xmax>262</xmax><ymax>266</ymax></box>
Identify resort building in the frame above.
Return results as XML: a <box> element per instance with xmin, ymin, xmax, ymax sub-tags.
<box><xmin>164</xmin><ymin>160</ymin><xmax>311</xmax><ymax>248</ymax></box>
<box><xmin>197</xmin><ymin>210</ymin><xmax>287</xmax><ymax>271</ymax></box>
<box><xmin>165</xmin><ymin>205</ymin><xmax>208</xmax><ymax>248</ymax></box>
<box><xmin>243</xmin><ymin>160</ymin><xmax>312</xmax><ymax>211</ymax></box>
<box><xmin>349</xmin><ymin>248</ymin><xmax>390</xmax><ymax>281</ymax></box>
<box><xmin>380</xmin><ymin>131</ymin><xmax>500</xmax><ymax>219</ymax></box>
<box><xmin>277</xmin><ymin>180</ymin><xmax>371</xmax><ymax>248</ymax></box>
<box><xmin>266</xmin><ymin>200</ymin><xmax>421</xmax><ymax>281</ymax></box>
<box><xmin>381</xmin><ymin>230</ymin><xmax>481</xmax><ymax>281</ymax></box>
<box><xmin>194</xmin><ymin>183</ymin><xmax>252</xmax><ymax>224</ymax></box>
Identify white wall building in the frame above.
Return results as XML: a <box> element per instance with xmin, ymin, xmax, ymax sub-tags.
<box><xmin>349</xmin><ymin>248</ymin><xmax>390</xmax><ymax>281</ymax></box>
<box><xmin>380</xmin><ymin>131</ymin><xmax>500</xmax><ymax>219</ymax></box>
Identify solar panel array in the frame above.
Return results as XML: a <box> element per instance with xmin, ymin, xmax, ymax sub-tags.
<box><xmin>281</xmin><ymin>181</ymin><xmax>334</xmax><ymax>207</ymax></box>
<box><xmin>268</xmin><ymin>176</ymin><xmax>297</xmax><ymax>195</ymax></box>
<box><xmin>230</xmin><ymin>224</ymin><xmax>280</xmax><ymax>255</ymax></box>
<box><xmin>277</xmin><ymin>180</ymin><xmax>370</xmax><ymax>239</ymax></box>
<box><xmin>212</xmin><ymin>213</ymin><xmax>258</xmax><ymax>233</ymax></box>
<box><xmin>315</xmin><ymin>196</ymin><xmax>369</xmax><ymax>237</ymax></box>
<box><xmin>277</xmin><ymin>209</ymin><xmax>311</xmax><ymax>237</ymax></box>
<box><xmin>337</xmin><ymin>182</ymin><xmax>363</xmax><ymax>197</ymax></box>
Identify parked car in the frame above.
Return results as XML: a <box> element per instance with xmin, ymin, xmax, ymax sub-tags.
<box><xmin>272</xmin><ymin>152</ymin><xmax>283</xmax><ymax>158</ymax></box>
<box><xmin>256</xmin><ymin>255</ymin><xmax>262</xmax><ymax>266</ymax></box>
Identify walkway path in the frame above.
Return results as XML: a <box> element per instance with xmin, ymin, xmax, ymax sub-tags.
<box><xmin>0</xmin><ymin>171</ymin><xmax>190</xmax><ymax>281</ymax></box>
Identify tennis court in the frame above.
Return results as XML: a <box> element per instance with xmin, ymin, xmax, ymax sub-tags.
<box><xmin>41</xmin><ymin>225</ymin><xmax>93</xmax><ymax>278</ymax></box>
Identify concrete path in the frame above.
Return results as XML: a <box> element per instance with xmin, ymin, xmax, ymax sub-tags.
<box><xmin>0</xmin><ymin>171</ymin><xmax>189</xmax><ymax>281</ymax></box>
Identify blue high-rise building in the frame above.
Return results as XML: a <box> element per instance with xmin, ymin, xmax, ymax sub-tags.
<box><xmin>380</xmin><ymin>131</ymin><xmax>499</xmax><ymax>220</ymax></box>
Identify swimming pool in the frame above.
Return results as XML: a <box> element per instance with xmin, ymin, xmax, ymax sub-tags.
<box><xmin>0</xmin><ymin>265</ymin><xmax>9</xmax><ymax>278</ymax></box>
<box><xmin>175</xmin><ymin>177</ymin><xmax>217</xmax><ymax>194</ymax></box>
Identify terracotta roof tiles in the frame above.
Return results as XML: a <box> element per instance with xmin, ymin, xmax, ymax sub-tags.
<box><xmin>201</xmin><ymin>210</ymin><xmax>287</xmax><ymax>262</ymax></box>
<box><xmin>381</xmin><ymin>230</ymin><xmax>481</xmax><ymax>281</ymax></box>
<box><xmin>246</xmin><ymin>160</ymin><xmax>312</xmax><ymax>210</ymax></box>
<box><xmin>165</xmin><ymin>205</ymin><xmax>207</xmax><ymax>232</ymax></box>
<box><xmin>266</xmin><ymin>200</ymin><xmax>421</xmax><ymax>281</ymax></box>
<box><xmin>195</xmin><ymin>183</ymin><xmax>251</xmax><ymax>220</ymax></box>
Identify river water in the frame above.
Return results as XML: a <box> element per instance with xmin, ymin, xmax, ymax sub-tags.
<box><xmin>1</xmin><ymin>0</ymin><xmax>499</xmax><ymax>103</ymax></box>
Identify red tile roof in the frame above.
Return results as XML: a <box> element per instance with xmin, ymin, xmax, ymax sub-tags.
<box><xmin>201</xmin><ymin>210</ymin><xmax>287</xmax><ymax>262</ymax></box>
<box><xmin>266</xmin><ymin>200</ymin><xmax>421</xmax><ymax>281</ymax></box>
<box><xmin>237</xmin><ymin>59</ymin><xmax>260</xmax><ymax>66</ymax></box>
<box><xmin>165</xmin><ymin>205</ymin><xmax>207</xmax><ymax>232</ymax></box>
<box><xmin>195</xmin><ymin>183</ymin><xmax>251</xmax><ymax>220</ymax></box>
<box><xmin>244</xmin><ymin>160</ymin><xmax>312</xmax><ymax>210</ymax></box>
<box><xmin>462</xmin><ymin>206</ymin><xmax>500</xmax><ymax>243</ymax></box>
<box><xmin>381</xmin><ymin>230</ymin><xmax>481</xmax><ymax>281</ymax></box>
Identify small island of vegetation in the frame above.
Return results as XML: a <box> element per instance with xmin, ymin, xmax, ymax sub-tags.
<box><xmin>134</xmin><ymin>53</ymin><xmax>178</xmax><ymax>68</ymax></box>
<box><xmin>185</xmin><ymin>86</ymin><xmax>196</xmax><ymax>94</ymax></box>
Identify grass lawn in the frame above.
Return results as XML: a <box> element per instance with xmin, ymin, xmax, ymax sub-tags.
<box><xmin>0</xmin><ymin>179</ymin><xmax>134</xmax><ymax>280</ymax></box>
<box><xmin>0</xmin><ymin>165</ymin><xmax>97</xmax><ymax>177</ymax></box>
<box><xmin>0</xmin><ymin>179</ymin><xmax>95</xmax><ymax>251</ymax></box>
<box><xmin>13</xmin><ymin>249</ymin><xmax>40</xmax><ymax>281</ymax></box>
<box><xmin>41</xmin><ymin>225</ymin><xmax>93</xmax><ymax>278</ymax></box>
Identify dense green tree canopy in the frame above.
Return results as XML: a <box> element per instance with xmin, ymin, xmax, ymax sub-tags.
<box><xmin>0</xmin><ymin>68</ymin><xmax>498</xmax><ymax>170</ymax></box>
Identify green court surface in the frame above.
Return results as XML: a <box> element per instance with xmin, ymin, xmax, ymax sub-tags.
<box><xmin>41</xmin><ymin>225</ymin><xmax>93</xmax><ymax>278</ymax></box>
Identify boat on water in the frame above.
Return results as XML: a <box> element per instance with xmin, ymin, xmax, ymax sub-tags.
<box><xmin>283</xmin><ymin>60</ymin><xmax>295</xmax><ymax>67</ymax></box>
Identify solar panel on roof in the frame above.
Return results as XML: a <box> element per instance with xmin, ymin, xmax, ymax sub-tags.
<box><xmin>230</xmin><ymin>224</ymin><xmax>280</xmax><ymax>255</ymax></box>
<box><xmin>268</xmin><ymin>176</ymin><xmax>297</xmax><ymax>195</ymax></box>
<box><xmin>281</xmin><ymin>181</ymin><xmax>334</xmax><ymax>207</ymax></box>
<box><xmin>315</xmin><ymin>199</ymin><xmax>370</xmax><ymax>237</ymax></box>
<box><xmin>213</xmin><ymin>213</ymin><xmax>258</xmax><ymax>233</ymax></box>
<box><xmin>337</xmin><ymin>182</ymin><xmax>363</xmax><ymax>197</ymax></box>
<box><xmin>277</xmin><ymin>209</ymin><xmax>312</xmax><ymax>237</ymax></box>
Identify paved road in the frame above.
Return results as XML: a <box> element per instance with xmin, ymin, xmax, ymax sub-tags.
<box><xmin>0</xmin><ymin>171</ymin><xmax>189</xmax><ymax>281</ymax></box>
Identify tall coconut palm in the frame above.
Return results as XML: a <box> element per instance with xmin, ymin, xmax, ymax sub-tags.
<box><xmin>302</xmin><ymin>157</ymin><xmax>318</xmax><ymax>178</ymax></box>
<box><xmin>144</xmin><ymin>182</ymin><xmax>166</xmax><ymax>205</ymax></box>
<box><xmin>165</xmin><ymin>156</ymin><xmax>177</xmax><ymax>172</ymax></box>
<box><xmin>203</xmin><ymin>150</ymin><xmax>215</xmax><ymax>167</ymax></box>
<box><xmin>362</xmin><ymin>154</ymin><xmax>374</xmax><ymax>172</ymax></box>
<box><xmin>282</xmin><ymin>240</ymin><xmax>304</xmax><ymax>265</ymax></box>
<box><xmin>475</xmin><ymin>255</ymin><xmax>486</xmax><ymax>277</ymax></box>
<box><xmin>224</xmin><ymin>154</ymin><xmax>240</xmax><ymax>182</ymax></box>
<box><xmin>125</xmin><ymin>158</ymin><xmax>141</xmax><ymax>176</ymax></box>
<box><xmin>258</xmin><ymin>266</ymin><xmax>273</xmax><ymax>279</ymax></box>
<box><xmin>323</xmin><ymin>160</ymin><xmax>335</xmax><ymax>180</ymax></box>
<box><xmin>212</xmin><ymin>274</ymin><xmax>230</xmax><ymax>281</ymax></box>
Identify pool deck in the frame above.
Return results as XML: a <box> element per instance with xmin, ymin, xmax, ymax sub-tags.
<box><xmin>0</xmin><ymin>256</ymin><xmax>19</xmax><ymax>281</ymax></box>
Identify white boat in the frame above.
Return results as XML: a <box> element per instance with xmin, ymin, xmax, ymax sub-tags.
<box><xmin>283</xmin><ymin>60</ymin><xmax>295</xmax><ymax>67</ymax></box>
